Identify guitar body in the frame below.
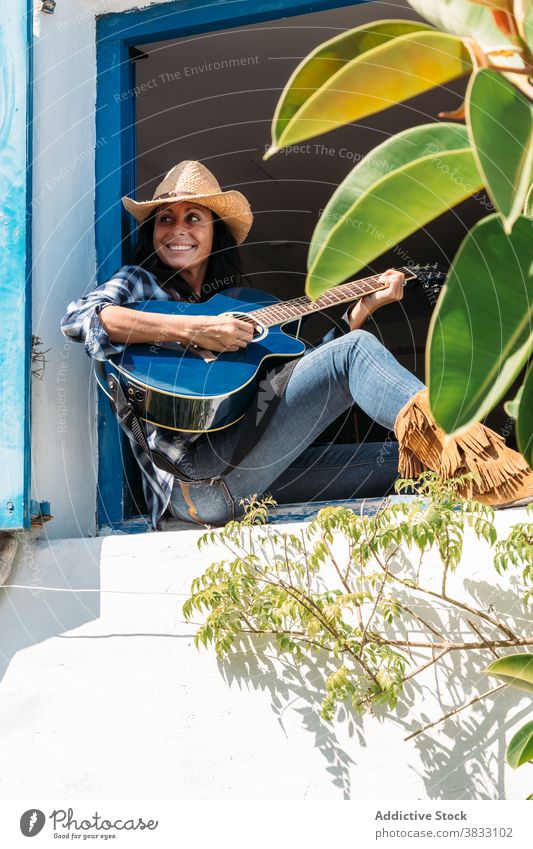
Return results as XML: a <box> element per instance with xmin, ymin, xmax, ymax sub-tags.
<box><xmin>95</xmin><ymin>287</ymin><xmax>307</xmax><ymax>433</ymax></box>
<box><xmin>94</xmin><ymin>265</ymin><xmax>446</xmax><ymax>435</ymax></box>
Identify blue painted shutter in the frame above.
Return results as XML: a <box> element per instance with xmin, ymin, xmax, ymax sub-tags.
<box><xmin>0</xmin><ymin>0</ymin><xmax>32</xmax><ymax>530</ymax></box>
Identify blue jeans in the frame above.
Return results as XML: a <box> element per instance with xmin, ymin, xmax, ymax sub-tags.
<box><xmin>168</xmin><ymin>329</ymin><xmax>424</xmax><ymax>525</ymax></box>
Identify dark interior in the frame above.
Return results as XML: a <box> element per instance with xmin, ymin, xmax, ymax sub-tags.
<box><xmin>123</xmin><ymin>0</ymin><xmax>517</xmax><ymax>517</ymax></box>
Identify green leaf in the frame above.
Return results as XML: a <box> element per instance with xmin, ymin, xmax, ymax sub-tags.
<box><xmin>427</xmin><ymin>214</ymin><xmax>533</xmax><ymax>433</ymax></box>
<box><xmin>517</xmin><ymin>365</ymin><xmax>533</xmax><ymax>467</ymax></box>
<box><xmin>506</xmin><ymin>720</ymin><xmax>533</xmax><ymax>769</ymax></box>
<box><xmin>266</xmin><ymin>20</ymin><xmax>433</xmax><ymax>156</ymax></box>
<box><xmin>265</xmin><ymin>28</ymin><xmax>471</xmax><ymax>155</ymax></box>
<box><xmin>486</xmin><ymin>653</ymin><xmax>533</xmax><ymax>693</ymax></box>
<box><xmin>504</xmin><ymin>385</ymin><xmax>524</xmax><ymax>419</ymax></box>
<box><xmin>515</xmin><ymin>0</ymin><xmax>533</xmax><ymax>52</ymax></box>
<box><xmin>466</xmin><ymin>69</ymin><xmax>533</xmax><ymax>232</ymax></box>
<box><xmin>306</xmin><ymin>123</ymin><xmax>482</xmax><ymax>299</ymax></box>
<box><xmin>376</xmin><ymin>668</ymin><xmax>394</xmax><ymax>690</ymax></box>
<box><xmin>525</xmin><ymin>182</ymin><xmax>533</xmax><ymax>218</ymax></box>
<box><xmin>406</xmin><ymin>0</ymin><xmax>517</xmax><ymax>50</ymax></box>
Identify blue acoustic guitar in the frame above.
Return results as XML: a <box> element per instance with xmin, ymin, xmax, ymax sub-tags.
<box><xmin>95</xmin><ymin>265</ymin><xmax>444</xmax><ymax>434</ymax></box>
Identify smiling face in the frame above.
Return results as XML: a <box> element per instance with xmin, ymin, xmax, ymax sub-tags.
<box><xmin>152</xmin><ymin>201</ymin><xmax>215</xmax><ymax>275</ymax></box>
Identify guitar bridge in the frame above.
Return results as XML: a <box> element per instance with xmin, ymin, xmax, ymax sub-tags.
<box><xmin>189</xmin><ymin>345</ymin><xmax>218</xmax><ymax>363</ymax></box>
<box><xmin>154</xmin><ymin>340</ymin><xmax>219</xmax><ymax>362</ymax></box>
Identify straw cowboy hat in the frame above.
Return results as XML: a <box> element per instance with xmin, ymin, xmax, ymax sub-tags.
<box><xmin>122</xmin><ymin>160</ymin><xmax>253</xmax><ymax>244</ymax></box>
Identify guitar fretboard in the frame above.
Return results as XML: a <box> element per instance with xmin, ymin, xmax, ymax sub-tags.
<box><xmin>246</xmin><ymin>266</ymin><xmax>417</xmax><ymax>327</ymax></box>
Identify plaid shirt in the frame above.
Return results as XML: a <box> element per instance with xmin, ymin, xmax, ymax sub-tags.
<box><xmin>60</xmin><ymin>264</ymin><xmax>205</xmax><ymax>531</ymax></box>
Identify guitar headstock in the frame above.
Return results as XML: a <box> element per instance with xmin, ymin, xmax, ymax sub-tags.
<box><xmin>400</xmin><ymin>263</ymin><xmax>448</xmax><ymax>298</ymax></box>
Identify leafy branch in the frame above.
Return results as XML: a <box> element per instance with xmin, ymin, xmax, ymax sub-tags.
<box><xmin>183</xmin><ymin>473</ymin><xmax>532</xmax><ymax>732</ymax></box>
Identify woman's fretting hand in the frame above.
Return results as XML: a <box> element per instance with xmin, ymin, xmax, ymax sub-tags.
<box><xmin>347</xmin><ymin>268</ymin><xmax>405</xmax><ymax>331</ymax></box>
<box><xmin>182</xmin><ymin>314</ymin><xmax>259</xmax><ymax>352</ymax></box>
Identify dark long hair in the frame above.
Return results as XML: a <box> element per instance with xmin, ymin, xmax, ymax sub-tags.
<box><xmin>131</xmin><ymin>209</ymin><xmax>245</xmax><ymax>302</ymax></box>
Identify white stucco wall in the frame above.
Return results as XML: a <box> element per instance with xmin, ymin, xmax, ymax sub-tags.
<box><xmin>1</xmin><ymin>509</ymin><xmax>531</xmax><ymax>800</ymax></box>
<box><xmin>30</xmin><ymin>0</ymin><xmax>177</xmax><ymax>539</ymax></box>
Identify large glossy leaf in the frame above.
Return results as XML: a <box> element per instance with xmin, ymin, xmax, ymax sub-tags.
<box><xmin>519</xmin><ymin>0</ymin><xmax>533</xmax><ymax>50</ymax></box>
<box><xmin>467</xmin><ymin>69</ymin><xmax>533</xmax><ymax>232</ymax></box>
<box><xmin>268</xmin><ymin>20</ymin><xmax>432</xmax><ymax>156</ymax></box>
<box><xmin>512</xmin><ymin>0</ymin><xmax>533</xmax><ymax>50</ymax></box>
<box><xmin>305</xmin><ymin>123</ymin><xmax>482</xmax><ymax>299</ymax></box>
<box><xmin>428</xmin><ymin>215</ymin><xmax>533</xmax><ymax>433</ymax></box>
<box><xmin>517</xmin><ymin>365</ymin><xmax>533</xmax><ymax>466</ymax></box>
<box><xmin>506</xmin><ymin>721</ymin><xmax>533</xmax><ymax>768</ymax></box>
<box><xmin>265</xmin><ymin>30</ymin><xmax>471</xmax><ymax>155</ymax></box>
<box><xmin>468</xmin><ymin>0</ymin><xmax>523</xmax><ymax>44</ymax></box>
<box><xmin>486</xmin><ymin>653</ymin><xmax>533</xmax><ymax>693</ymax></box>
<box><xmin>525</xmin><ymin>182</ymin><xmax>533</xmax><ymax>217</ymax></box>
<box><xmin>407</xmin><ymin>0</ymin><xmax>515</xmax><ymax>49</ymax></box>
<box><xmin>469</xmin><ymin>0</ymin><xmax>514</xmax><ymax>8</ymax></box>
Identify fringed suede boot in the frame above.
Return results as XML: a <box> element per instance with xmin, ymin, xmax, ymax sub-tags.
<box><xmin>394</xmin><ymin>389</ymin><xmax>533</xmax><ymax>507</ymax></box>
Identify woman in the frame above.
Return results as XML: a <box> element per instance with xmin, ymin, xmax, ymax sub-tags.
<box><xmin>61</xmin><ymin>160</ymin><xmax>532</xmax><ymax>529</ymax></box>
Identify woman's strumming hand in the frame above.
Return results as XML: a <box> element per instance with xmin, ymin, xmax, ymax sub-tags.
<box><xmin>347</xmin><ymin>268</ymin><xmax>405</xmax><ymax>331</ymax></box>
<box><xmin>182</xmin><ymin>314</ymin><xmax>260</xmax><ymax>352</ymax></box>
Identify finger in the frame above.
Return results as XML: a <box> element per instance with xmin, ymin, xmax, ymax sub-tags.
<box><xmin>383</xmin><ymin>268</ymin><xmax>404</xmax><ymax>282</ymax></box>
<box><xmin>224</xmin><ymin>322</ymin><xmax>250</xmax><ymax>340</ymax></box>
<box><xmin>236</xmin><ymin>324</ymin><xmax>256</xmax><ymax>340</ymax></box>
<box><xmin>386</xmin><ymin>275</ymin><xmax>404</xmax><ymax>291</ymax></box>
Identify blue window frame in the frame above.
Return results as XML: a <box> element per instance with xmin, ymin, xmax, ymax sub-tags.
<box><xmin>95</xmin><ymin>0</ymin><xmax>362</xmax><ymax>528</ymax></box>
<box><xmin>0</xmin><ymin>0</ymin><xmax>33</xmax><ymax>530</ymax></box>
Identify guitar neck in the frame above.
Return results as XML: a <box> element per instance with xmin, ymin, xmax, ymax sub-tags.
<box><xmin>248</xmin><ymin>266</ymin><xmax>418</xmax><ymax>327</ymax></box>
